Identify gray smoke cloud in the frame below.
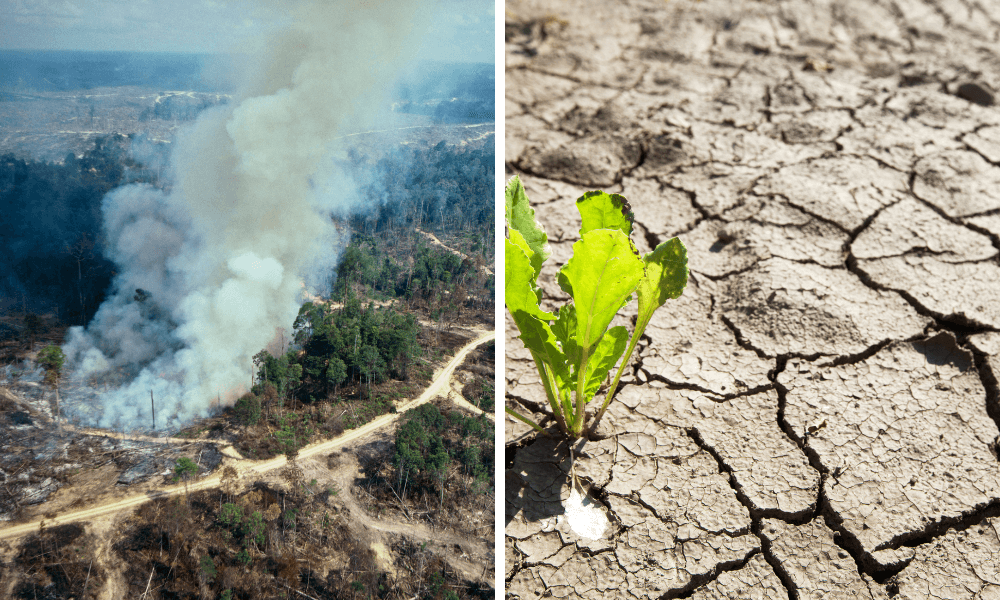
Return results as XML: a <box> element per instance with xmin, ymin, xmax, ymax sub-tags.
<box><xmin>62</xmin><ymin>0</ymin><xmax>429</xmax><ymax>430</ymax></box>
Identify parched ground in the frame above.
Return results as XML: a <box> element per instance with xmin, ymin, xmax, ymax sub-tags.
<box><xmin>504</xmin><ymin>0</ymin><xmax>1000</xmax><ymax>598</ymax></box>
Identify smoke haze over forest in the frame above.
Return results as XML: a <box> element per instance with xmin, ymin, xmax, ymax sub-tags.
<box><xmin>0</xmin><ymin>0</ymin><xmax>493</xmax><ymax>61</ymax></box>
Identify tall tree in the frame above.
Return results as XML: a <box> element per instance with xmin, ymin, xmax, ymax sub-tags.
<box><xmin>37</xmin><ymin>345</ymin><xmax>65</xmax><ymax>433</ymax></box>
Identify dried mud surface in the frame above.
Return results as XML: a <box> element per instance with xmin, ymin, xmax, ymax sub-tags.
<box><xmin>505</xmin><ymin>0</ymin><xmax>1000</xmax><ymax>597</ymax></box>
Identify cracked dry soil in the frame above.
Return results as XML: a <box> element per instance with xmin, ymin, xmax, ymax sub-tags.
<box><xmin>504</xmin><ymin>0</ymin><xmax>1000</xmax><ymax>598</ymax></box>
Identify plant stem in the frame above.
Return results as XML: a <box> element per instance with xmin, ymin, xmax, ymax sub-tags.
<box><xmin>504</xmin><ymin>407</ymin><xmax>549</xmax><ymax>435</ymax></box>
<box><xmin>530</xmin><ymin>349</ymin><xmax>569</xmax><ymax>436</ymax></box>
<box><xmin>590</xmin><ymin>314</ymin><xmax>650</xmax><ymax>434</ymax></box>
<box><xmin>559</xmin><ymin>388</ymin><xmax>574</xmax><ymax>429</ymax></box>
<box><xmin>573</xmin><ymin>345</ymin><xmax>590</xmax><ymax>436</ymax></box>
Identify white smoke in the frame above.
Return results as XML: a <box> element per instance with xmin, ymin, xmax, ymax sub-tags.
<box><xmin>62</xmin><ymin>0</ymin><xmax>429</xmax><ymax>430</ymax></box>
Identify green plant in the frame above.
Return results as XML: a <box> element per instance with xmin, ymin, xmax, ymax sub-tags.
<box><xmin>505</xmin><ymin>175</ymin><xmax>688</xmax><ymax>439</ymax></box>
<box><xmin>234</xmin><ymin>393</ymin><xmax>262</xmax><ymax>425</ymax></box>
<box><xmin>199</xmin><ymin>555</ymin><xmax>218</xmax><ymax>582</ymax></box>
<box><xmin>37</xmin><ymin>345</ymin><xmax>65</xmax><ymax>387</ymax></box>
<box><xmin>243</xmin><ymin>510</ymin><xmax>266</xmax><ymax>548</ymax></box>
<box><xmin>174</xmin><ymin>457</ymin><xmax>199</xmax><ymax>479</ymax></box>
<box><xmin>428</xmin><ymin>571</ymin><xmax>445</xmax><ymax>596</ymax></box>
<box><xmin>219</xmin><ymin>502</ymin><xmax>243</xmax><ymax>527</ymax></box>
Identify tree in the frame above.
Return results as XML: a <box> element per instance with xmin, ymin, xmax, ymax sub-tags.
<box><xmin>234</xmin><ymin>393</ymin><xmax>262</xmax><ymax>426</ymax></box>
<box><xmin>220</xmin><ymin>465</ymin><xmax>239</xmax><ymax>505</ymax></box>
<box><xmin>394</xmin><ymin>419</ymin><xmax>427</xmax><ymax>499</ymax></box>
<box><xmin>37</xmin><ymin>345</ymin><xmax>65</xmax><ymax>433</ymax></box>
<box><xmin>198</xmin><ymin>555</ymin><xmax>217</xmax><ymax>584</ymax></box>
<box><xmin>254</xmin><ymin>350</ymin><xmax>302</xmax><ymax>407</ymax></box>
<box><xmin>427</xmin><ymin>435</ymin><xmax>450</xmax><ymax>507</ymax></box>
<box><xmin>242</xmin><ymin>510</ymin><xmax>266</xmax><ymax>552</ymax></box>
<box><xmin>252</xmin><ymin>349</ymin><xmax>269</xmax><ymax>387</ymax></box>
<box><xmin>65</xmin><ymin>233</ymin><xmax>96</xmax><ymax>322</ymax></box>
<box><xmin>23</xmin><ymin>313</ymin><xmax>41</xmax><ymax>349</ymax></box>
<box><xmin>174</xmin><ymin>457</ymin><xmax>198</xmax><ymax>488</ymax></box>
<box><xmin>326</xmin><ymin>357</ymin><xmax>347</xmax><ymax>396</ymax></box>
<box><xmin>37</xmin><ymin>345</ymin><xmax>64</xmax><ymax>387</ymax></box>
<box><xmin>359</xmin><ymin>345</ymin><xmax>385</xmax><ymax>398</ymax></box>
<box><xmin>219</xmin><ymin>502</ymin><xmax>243</xmax><ymax>528</ymax></box>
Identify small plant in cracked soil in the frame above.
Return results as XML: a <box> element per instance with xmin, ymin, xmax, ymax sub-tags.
<box><xmin>505</xmin><ymin>175</ymin><xmax>689</xmax><ymax>439</ymax></box>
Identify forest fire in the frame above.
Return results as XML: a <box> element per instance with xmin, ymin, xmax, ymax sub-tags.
<box><xmin>47</xmin><ymin>0</ymin><xmax>427</xmax><ymax>431</ymax></box>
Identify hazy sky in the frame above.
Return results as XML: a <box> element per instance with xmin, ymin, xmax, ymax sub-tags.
<box><xmin>0</xmin><ymin>0</ymin><xmax>494</xmax><ymax>62</ymax></box>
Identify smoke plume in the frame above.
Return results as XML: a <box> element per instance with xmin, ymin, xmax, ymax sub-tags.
<box><xmin>62</xmin><ymin>0</ymin><xmax>427</xmax><ymax>430</ymax></box>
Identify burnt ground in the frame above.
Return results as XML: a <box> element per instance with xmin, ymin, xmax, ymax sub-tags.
<box><xmin>0</xmin><ymin>317</ymin><xmax>480</xmax><ymax>521</ymax></box>
<box><xmin>0</xmin><ymin>385</ymin><xmax>224</xmax><ymax>524</ymax></box>
<box><xmin>504</xmin><ymin>0</ymin><xmax>1000</xmax><ymax>598</ymax></box>
<box><xmin>0</xmin><ymin>330</ymin><xmax>495</xmax><ymax>599</ymax></box>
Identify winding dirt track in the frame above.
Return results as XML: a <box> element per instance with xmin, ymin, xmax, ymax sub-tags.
<box><xmin>0</xmin><ymin>329</ymin><xmax>494</xmax><ymax>542</ymax></box>
<box><xmin>416</xmin><ymin>228</ymin><xmax>494</xmax><ymax>276</ymax></box>
<box><xmin>322</xmin><ymin>448</ymin><xmax>493</xmax><ymax>585</ymax></box>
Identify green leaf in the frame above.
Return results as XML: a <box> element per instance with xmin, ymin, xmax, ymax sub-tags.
<box><xmin>507</xmin><ymin>228</ymin><xmax>536</xmax><ymax>279</ymax></box>
<box><xmin>509</xmin><ymin>310</ymin><xmax>571</xmax><ymax>393</ymax></box>
<box><xmin>506</xmin><ymin>175</ymin><xmax>549</xmax><ymax>279</ymax></box>
<box><xmin>560</xmin><ymin>191</ymin><xmax>637</xmax><ymax>298</ymax></box>
<box><xmin>557</xmin><ymin>269</ymin><xmax>573</xmax><ymax>297</ymax></box>
<box><xmin>553</xmin><ymin>304</ymin><xmax>625</xmax><ymax>404</ymax></box>
<box><xmin>576</xmin><ymin>190</ymin><xmax>634</xmax><ymax>237</ymax></box>
<box><xmin>505</xmin><ymin>238</ymin><xmax>552</xmax><ymax>321</ymax></box>
<box><xmin>636</xmin><ymin>237</ymin><xmax>688</xmax><ymax>327</ymax></box>
<box><xmin>583</xmin><ymin>325</ymin><xmax>628</xmax><ymax>401</ymax></box>
<box><xmin>507</xmin><ymin>238</ymin><xmax>571</xmax><ymax>399</ymax></box>
<box><xmin>551</xmin><ymin>303</ymin><xmax>581</xmax><ymax>367</ymax></box>
<box><xmin>560</xmin><ymin>229</ymin><xmax>644</xmax><ymax>351</ymax></box>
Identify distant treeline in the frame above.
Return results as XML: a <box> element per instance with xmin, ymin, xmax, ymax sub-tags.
<box><xmin>349</xmin><ymin>138</ymin><xmax>494</xmax><ymax>234</ymax></box>
<box><xmin>391</xmin><ymin>60</ymin><xmax>494</xmax><ymax>123</ymax></box>
<box><xmin>0</xmin><ymin>50</ymin><xmax>221</xmax><ymax>92</ymax></box>
<box><xmin>0</xmin><ymin>52</ymin><xmax>494</xmax><ymax>119</ymax></box>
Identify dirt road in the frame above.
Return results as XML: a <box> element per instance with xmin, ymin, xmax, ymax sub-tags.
<box><xmin>314</xmin><ymin>447</ymin><xmax>493</xmax><ymax>585</ymax></box>
<box><xmin>416</xmin><ymin>228</ymin><xmax>494</xmax><ymax>276</ymax></box>
<box><xmin>0</xmin><ymin>329</ymin><xmax>494</xmax><ymax>542</ymax></box>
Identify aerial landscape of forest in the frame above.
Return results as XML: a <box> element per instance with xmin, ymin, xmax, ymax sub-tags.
<box><xmin>0</xmin><ymin>1</ymin><xmax>496</xmax><ymax>597</ymax></box>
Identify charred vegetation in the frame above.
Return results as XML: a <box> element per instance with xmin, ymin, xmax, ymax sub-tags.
<box><xmin>1</xmin><ymin>482</ymin><xmax>485</xmax><ymax>600</ymax></box>
<box><xmin>358</xmin><ymin>400</ymin><xmax>494</xmax><ymax>526</ymax></box>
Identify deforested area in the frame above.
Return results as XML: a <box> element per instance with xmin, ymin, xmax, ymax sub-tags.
<box><xmin>0</xmin><ymin>0</ymin><xmax>495</xmax><ymax>598</ymax></box>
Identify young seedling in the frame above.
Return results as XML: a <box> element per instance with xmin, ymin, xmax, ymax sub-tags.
<box><xmin>505</xmin><ymin>175</ymin><xmax>688</xmax><ymax>439</ymax></box>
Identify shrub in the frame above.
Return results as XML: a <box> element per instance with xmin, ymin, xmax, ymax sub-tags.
<box><xmin>219</xmin><ymin>503</ymin><xmax>243</xmax><ymax>528</ymax></box>
<box><xmin>233</xmin><ymin>393</ymin><xmax>262</xmax><ymax>426</ymax></box>
<box><xmin>174</xmin><ymin>457</ymin><xmax>198</xmax><ymax>479</ymax></box>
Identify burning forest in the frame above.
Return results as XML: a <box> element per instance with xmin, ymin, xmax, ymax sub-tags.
<box><xmin>2</xmin><ymin>0</ymin><xmax>493</xmax><ymax>431</ymax></box>
<box><xmin>0</xmin><ymin>1</ymin><xmax>495</xmax><ymax>598</ymax></box>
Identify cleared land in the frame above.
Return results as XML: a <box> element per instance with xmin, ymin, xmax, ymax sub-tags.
<box><xmin>1</xmin><ymin>330</ymin><xmax>494</xmax><ymax>598</ymax></box>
